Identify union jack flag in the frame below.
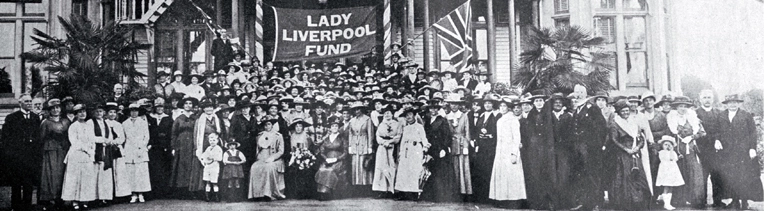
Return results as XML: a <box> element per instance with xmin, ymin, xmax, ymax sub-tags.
<box><xmin>433</xmin><ymin>2</ymin><xmax>473</xmax><ymax>72</ymax></box>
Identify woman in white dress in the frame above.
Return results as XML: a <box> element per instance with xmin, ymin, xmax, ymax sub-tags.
<box><xmin>371</xmin><ymin>106</ymin><xmax>402</xmax><ymax>197</ymax></box>
<box><xmin>488</xmin><ymin>97</ymin><xmax>526</xmax><ymax>207</ymax></box>
<box><xmin>62</xmin><ymin>105</ymin><xmax>97</xmax><ymax>210</ymax></box>
<box><xmin>393</xmin><ymin>108</ymin><xmax>430</xmax><ymax>201</ymax></box>
<box><xmin>122</xmin><ymin>104</ymin><xmax>152</xmax><ymax>202</ymax></box>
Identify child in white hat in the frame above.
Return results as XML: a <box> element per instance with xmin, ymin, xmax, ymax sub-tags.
<box><xmin>655</xmin><ymin>135</ymin><xmax>685</xmax><ymax>210</ymax></box>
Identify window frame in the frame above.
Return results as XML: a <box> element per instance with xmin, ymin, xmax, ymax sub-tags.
<box><xmin>593</xmin><ymin>0</ymin><xmax>650</xmax><ymax>88</ymax></box>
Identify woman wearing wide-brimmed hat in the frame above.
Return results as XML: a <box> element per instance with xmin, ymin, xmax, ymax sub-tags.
<box><xmin>228</xmin><ymin>100</ymin><xmax>259</xmax><ymax>199</ymax></box>
<box><xmin>122</xmin><ymin>103</ymin><xmax>152</xmax><ymax>203</ymax></box>
<box><xmin>371</xmin><ymin>105</ymin><xmax>402</xmax><ymax>198</ymax></box>
<box><xmin>315</xmin><ymin>116</ymin><xmax>349</xmax><ymax>200</ymax></box>
<box><xmin>284</xmin><ymin>118</ymin><xmax>316</xmax><ymax>200</ymax></box>
<box><xmin>39</xmin><ymin>98</ymin><xmax>71</xmax><ymax>209</ymax></box>
<box><xmin>248</xmin><ymin>118</ymin><xmax>286</xmax><ymax>200</ymax></box>
<box><xmin>61</xmin><ymin>104</ymin><xmax>97</xmax><ymax>210</ymax></box>
<box><xmin>471</xmin><ymin>93</ymin><xmax>501</xmax><ymax>203</ymax></box>
<box><xmin>183</xmin><ymin>73</ymin><xmax>206</xmax><ymax>100</ymax></box>
<box><xmin>665</xmin><ymin>96</ymin><xmax>705</xmax><ymax>208</ymax></box>
<box><xmin>393</xmin><ymin>107</ymin><xmax>430</xmax><ymax>201</ymax></box>
<box><xmin>444</xmin><ymin>94</ymin><xmax>473</xmax><ymax>199</ymax></box>
<box><xmin>608</xmin><ymin>99</ymin><xmax>652</xmax><ymax>210</ymax></box>
<box><xmin>346</xmin><ymin>100</ymin><xmax>375</xmax><ymax>193</ymax></box>
<box><xmin>420</xmin><ymin>102</ymin><xmax>461</xmax><ymax>203</ymax></box>
<box><xmin>489</xmin><ymin>96</ymin><xmax>527</xmax><ymax>207</ymax></box>
<box><xmin>169</xmin><ymin>97</ymin><xmax>200</xmax><ymax>196</ymax></box>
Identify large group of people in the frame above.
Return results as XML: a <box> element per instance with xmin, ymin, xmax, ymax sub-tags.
<box><xmin>0</xmin><ymin>50</ymin><xmax>763</xmax><ymax>211</ymax></box>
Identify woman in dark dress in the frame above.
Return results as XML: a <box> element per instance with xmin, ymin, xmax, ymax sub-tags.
<box><xmin>169</xmin><ymin>97</ymin><xmax>199</xmax><ymax>198</ymax></box>
<box><xmin>421</xmin><ymin>102</ymin><xmax>460</xmax><ymax>202</ymax></box>
<box><xmin>285</xmin><ymin>118</ymin><xmax>316</xmax><ymax>199</ymax></box>
<box><xmin>315</xmin><ymin>116</ymin><xmax>348</xmax><ymax>200</ymax></box>
<box><xmin>608</xmin><ymin>100</ymin><xmax>651</xmax><ymax>210</ymax></box>
<box><xmin>39</xmin><ymin>99</ymin><xmax>71</xmax><ymax>209</ymax></box>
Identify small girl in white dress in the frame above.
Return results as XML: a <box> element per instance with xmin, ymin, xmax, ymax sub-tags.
<box><xmin>655</xmin><ymin>135</ymin><xmax>685</xmax><ymax>210</ymax></box>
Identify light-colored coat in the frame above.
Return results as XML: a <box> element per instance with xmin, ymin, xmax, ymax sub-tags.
<box><xmin>394</xmin><ymin>123</ymin><xmax>430</xmax><ymax>192</ymax></box>
<box><xmin>122</xmin><ymin>117</ymin><xmax>150</xmax><ymax>163</ymax></box>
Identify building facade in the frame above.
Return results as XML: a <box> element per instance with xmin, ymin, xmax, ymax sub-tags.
<box><xmin>9</xmin><ymin>0</ymin><xmax>758</xmax><ymax>104</ymax></box>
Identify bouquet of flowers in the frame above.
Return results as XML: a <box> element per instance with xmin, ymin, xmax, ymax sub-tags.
<box><xmin>288</xmin><ymin>147</ymin><xmax>316</xmax><ymax>170</ymax></box>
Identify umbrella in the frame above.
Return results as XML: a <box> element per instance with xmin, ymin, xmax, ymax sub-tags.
<box><xmin>418</xmin><ymin>155</ymin><xmax>433</xmax><ymax>190</ymax></box>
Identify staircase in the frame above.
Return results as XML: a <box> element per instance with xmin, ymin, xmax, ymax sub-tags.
<box><xmin>116</xmin><ymin>0</ymin><xmax>175</xmax><ymax>25</ymax></box>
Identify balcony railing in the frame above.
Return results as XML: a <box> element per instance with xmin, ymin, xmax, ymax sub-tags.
<box><xmin>116</xmin><ymin>0</ymin><xmax>174</xmax><ymax>24</ymax></box>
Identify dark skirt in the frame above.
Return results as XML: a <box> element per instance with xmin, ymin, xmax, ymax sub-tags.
<box><xmin>610</xmin><ymin>152</ymin><xmax>651</xmax><ymax>210</ymax></box>
<box><xmin>222</xmin><ymin>164</ymin><xmax>245</xmax><ymax>179</ymax></box>
<box><xmin>674</xmin><ymin>145</ymin><xmax>705</xmax><ymax>206</ymax></box>
<box><xmin>285</xmin><ymin>166</ymin><xmax>317</xmax><ymax>199</ymax></box>
<box><xmin>421</xmin><ymin>157</ymin><xmax>461</xmax><ymax>202</ymax></box>
<box><xmin>39</xmin><ymin>148</ymin><xmax>67</xmax><ymax>201</ymax></box>
<box><xmin>148</xmin><ymin>148</ymin><xmax>172</xmax><ymax>195</ymax></box>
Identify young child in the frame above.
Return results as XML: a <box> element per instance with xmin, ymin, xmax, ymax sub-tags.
<box><xmin>222</xmin><ymin>142</ymin><xmax>246</xmax><ymax>189</ymax></box>
<box><xmin>202</xmin><ymin>133</ymin><xmax>224</xmax><ymax>202</ymax></box>
<box><xmin>655</xmin><ymin>135</ymin><xmax>685</xmax><ymax>210</ymax></box>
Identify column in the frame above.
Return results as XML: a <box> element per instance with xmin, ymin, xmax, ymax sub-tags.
<box><xmin>508</xmin><ymin>0</ymin><xmax>516</xmax><ymax>83</ymax></box>
<box><xmin>423</xmin><ymin>0</ymin><xmax>430</xmax><ymax>70</ymax></box>
<box><xmin>176</xmin><ymin>29</ymin><xmax>184</xmax><ymax>75</ymax></box>
<box><xmin>487</xmin><ymin>0</ymin><xmax>496</xmax><ymax>83</ymax></box>
<box><xmin>216</xmin><ymin>0</ymin><xmax>222</xmax><ymax>26</ymax></box>
<box><xmin>232</xmin><ymin>0</ymin><xmax>240</xmax><ymax>36</ymax></box>
<box><xmin>255</xmin><ymin>0</ymin><xmax>264</xmax><ymax>63</ymax></box>
<box><xmin>383</xmin><ymin>0</ymin><xmax>392</xmax><ymax>65</ymax></box>
<box><xmin>406</xmin><ymin>0</ymin><xmax>415</xmax><ymax>58</ymax></box>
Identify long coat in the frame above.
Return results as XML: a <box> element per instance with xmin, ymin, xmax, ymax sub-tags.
<box><xmin>421</xmin><ymin>115</ymin><xmax>460</xmax><ymax>202</ymax></box>
<box><xmin>372</xmin><ymin>119</ymin><xmax>402</xmax><ymax>193</ymax></box>
<box><xmin>449</xmin><ymin>112</ymin><xmax>472</xmax><ymax>195</ymax></box>
<box><xmin>471</xmin><ymin>111</ymin><xmax>498</xmax><ymax>201</ymax></box>
<box><xmin>570</xmin><ymin>102</ymin><xmax>607</xmax><ymax>208</ymax></box>
<box><xmin>489</xmin><ymin>114</ymin><xmax>526</xmax><ymax>201</ymax></box>
<box><xmin>148</xmin><ymin>114</ymin><xmax>174</xmax><ymax>194</ymax></box>
<box><xmin>122</xmin><ymin>118</ymin><xmax>150</xmax><ymax>163</ymax></box>
<box><xmin>521</xmin><ymin>105</ymin><xmax>557</xmax><ymax>209</ymax></box>
<box><xmin>695</xmin><ymin>108</ymin><xmax>726</xmax><ymax>200</ymax></box>
<box><xmin>1</xmin><ymin>110</ymin><xmax>41</xmax><ymax>185</ymax></box>
<box><xmin>393</xmin><ymin>123</ymin><xmax>429</xmax><ymax>193</ymax></box>
<box><xmin>553</xmin><ymin>110</ymin><xmax>575</xmax><ymax>208</ymax></box>
<box><xmin>717</xmin><ymin>109</ymin><xmax>763</xmax><ymax>200</ymax></box>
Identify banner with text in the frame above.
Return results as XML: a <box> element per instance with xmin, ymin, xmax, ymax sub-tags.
<box><xmin>272</xmin><ymin>6</ymin><xmax>377</xmax><ymax>61</ymax></box>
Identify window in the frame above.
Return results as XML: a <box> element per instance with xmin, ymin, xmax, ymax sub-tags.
<box><xmin>72</xmin><ymin>0</ymin><xmax>88</xmax><ymax>17</ymax></box>
<box><xmin>625</xmin><ymin>52</ymin><xmax>647</xmax><ymax>85</ymax></box>
<box><xmin>598</xmin><ymin>0</ymin><xmax>615</xmax><ymax>9</ymax></box>
<box><xmin>155</xmin><ymin>30</ymin><xmax>177</xmax><ymax>73</ymax></box>
<box><xmin>555</xmin><ymin>18</ymin><xmax>570</xmax><ymax>29</ymax></box>
<box><xmin>23</xmin><ymin>3</ymin><xmax>44</xmax><ymax>15</ymax></box>
<box><xmin>0</xmin><ymin>22</ymin><xmax>15</xmax><ymax>58</ymax></box>
<box><xmin>624</xmin><ymin>16</ymin><xmax>646</xmax><ymax>49</ymax></box>
<box><xmin>593</xmin><ymin>0</ymin><xmax>649</xmax><ymax>88</ymax></box>
<box><xmin>623</xmin><ymin>0</ymin><xmax>647</xmax><ymax>10</ymax></box>
<box><xmin>594</xmin><ymin>17</ymin><xmax>615</xmax><ymax>44</ymax></box>
<box><xmin>554</xmin><ymin>0</ymin><xmax>569</xmax><ymax>14</ymax></box>
<box><xmin>0</xmin><ymin>3</ymin><xmax>15</xmax><ymax>14</ymax></box>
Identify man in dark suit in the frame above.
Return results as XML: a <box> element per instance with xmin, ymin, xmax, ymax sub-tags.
<box><xmin>695</xmin><ymin>89</ymin><xmax>726</xmax><ymax>208</ymax></box>
<box><xmin>1</xmin><ymin>94</ymin><xmax>42</xmax><ymax>210</ymax></box>
<box><xmin>399</xmin><ymin>63</ymin><xmax>419</xmax><ymax>90</ymax></box>
<box><xmin>718</xmin><ymin>94</ymin><xmax>761</xmax><ymax>210</ymax></box>
<box><xmin>569</xmin><ymin>85</ymin><xmax>607</xmax><ymax>210</ymax></box>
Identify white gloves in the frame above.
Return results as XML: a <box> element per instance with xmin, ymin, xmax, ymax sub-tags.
<box><xmin>715</xmin><ymin>140</ymin><xmax>723</xmax><ymax>151</ymax></box>
<box><xmin>439</xmin><ymin>150</ymin><xmax>446</xmax><ymax>158</ymax></box>
<box><xmin>750</xmin><ymin>149</ymin><xmax>756</xmax><ymax>159</ymax></box>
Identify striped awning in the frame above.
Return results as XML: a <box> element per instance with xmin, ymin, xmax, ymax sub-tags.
<box><xmin>140</xmin><ymin>0</ymin><xmax>175</xmax><ymax>24</ymax></box>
